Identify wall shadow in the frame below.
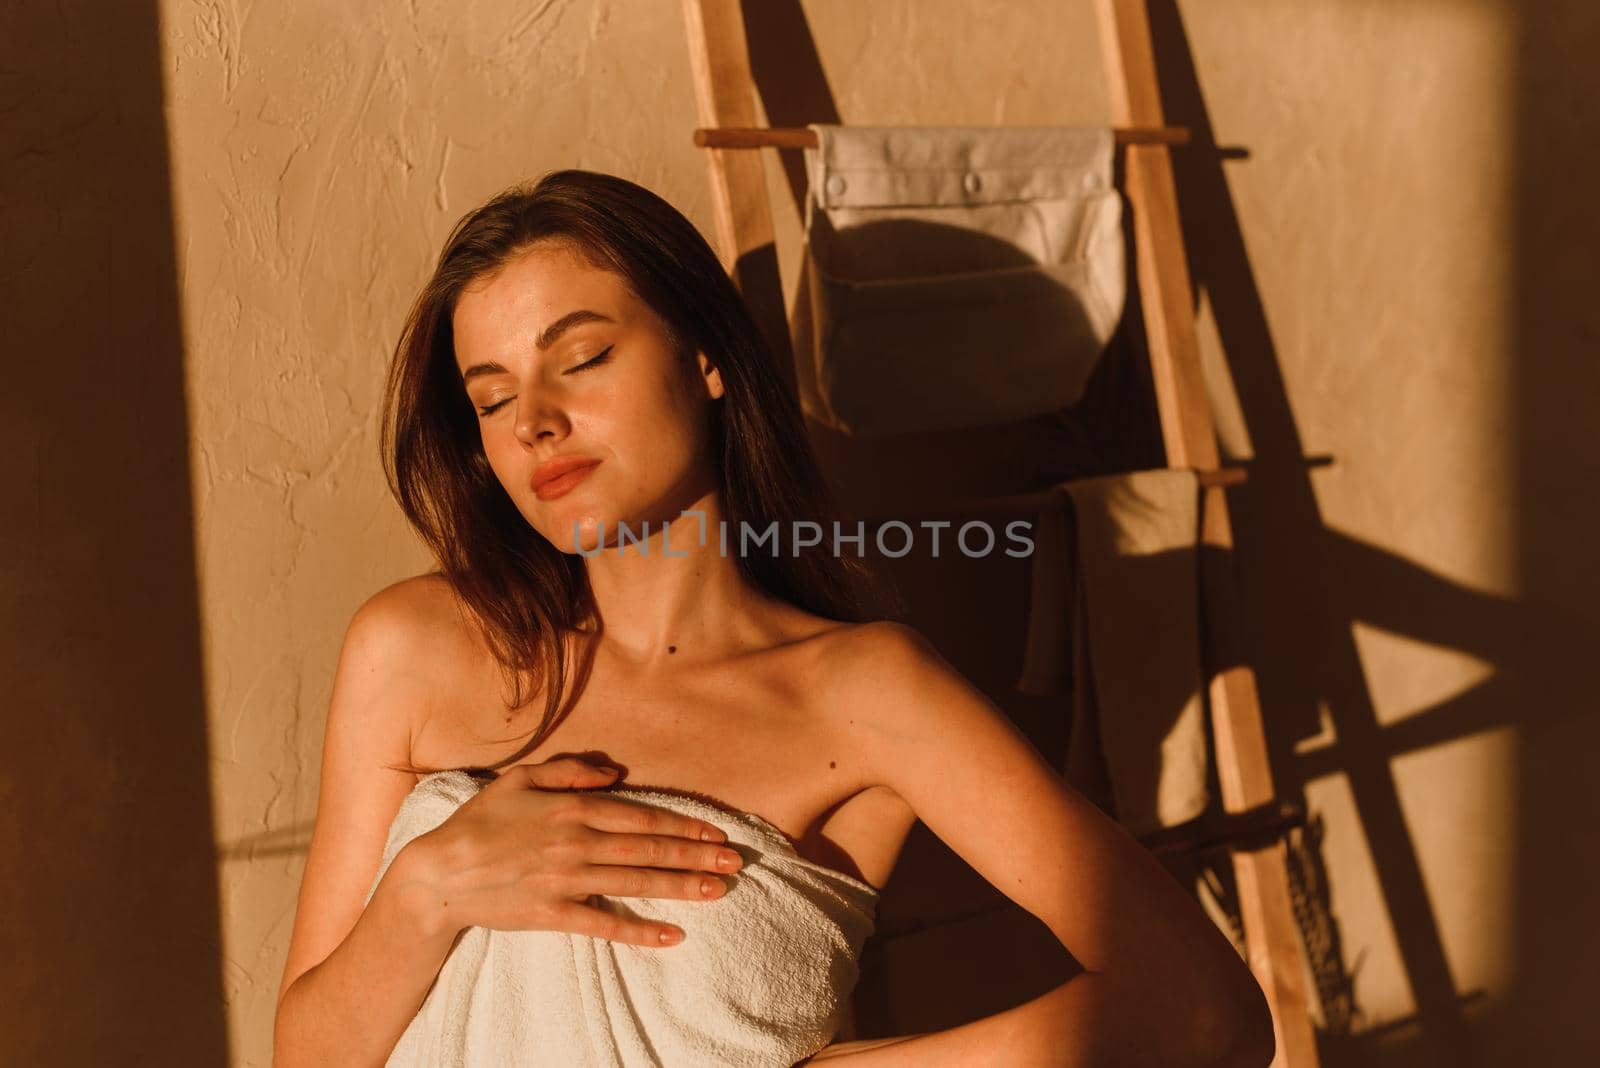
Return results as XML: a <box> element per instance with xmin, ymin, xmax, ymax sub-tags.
<box><xmin>0</xmin><ymin>1</ymin><xmax>227</xmax><ymax>1063</ymax></box>
<box><xmin>1146</xmin><ymin>3</ymin><xmax>1471</xmax><ymax>1061</ymax></box>
<box><xmin>1149</xmin><ymin>0</ymin><xmax>1600</xmax><ymax>1064</ymax></box>
<box><xmin>1504</xmin><ymin>3</ymin><xmax>1600</xmax><ymax>1065</ymax></box>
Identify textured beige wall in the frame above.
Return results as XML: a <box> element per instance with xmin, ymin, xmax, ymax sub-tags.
<box><xmin>159</xmin><ymin>3</ymin><xmax>718</xmax><ymax>1063</ymax></box>
<box><xmin>1182</xmin><ymin>0</ymin><xmax>1523</xmax><ymax>1051</ymax></box>
<box><xmin>4</xmin><ymin>0</ymin><xmax>1592</xmax><ymax>1065</ymax></box>
<box><xmin>155</xmin><ymin>1</ymin><xmax>1106</xmax><ymax>1054</ymax></box>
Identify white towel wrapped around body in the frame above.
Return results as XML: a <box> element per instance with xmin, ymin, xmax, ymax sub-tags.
<box><xmin>1014</xmin><ymin>468</ymin><xmax>1210</xmax><ymax>835</ymax></box>
<box><xmin>364</xmin><ymin>770</ymin><xmax>880</xmax><ymax>1067</ymax></box>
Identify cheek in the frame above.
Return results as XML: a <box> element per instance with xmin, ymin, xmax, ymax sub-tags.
<box><xmin>479</xmin><ymin>430</ymin><xmax>519</xmax><ymax>484</ymax></box>
<box><xmin>618</xmin><ymin>403</ymin><xmax>702</xmax><ymax>486</ymax></box>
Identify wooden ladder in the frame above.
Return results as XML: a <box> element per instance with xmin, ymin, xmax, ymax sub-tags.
<box><xmin>678</xmin><ymin>2</ymin><xmax>1320</xmax><ymax>1065</ymax></box>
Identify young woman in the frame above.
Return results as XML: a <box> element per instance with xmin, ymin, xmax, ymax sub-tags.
<box><xmin>272</xmin><ymin>169</ymin><xmax>1275</xmax><ymax>1067</ymax></box>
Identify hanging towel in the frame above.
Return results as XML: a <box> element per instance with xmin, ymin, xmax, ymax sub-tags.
<box><xmin>793</xmin><ymin>124</ymin><xmax>1127</xmax><ymax>436</ymax></box>
<box><xmin>366</xmin><ymin>771</ymin><xmax>879</xmax><ymax>1067</ymax></box>
<box><xmin>1016</xmin><ymin>468</ymin><xmax>1210</xmax><ymax>836</ymax></box>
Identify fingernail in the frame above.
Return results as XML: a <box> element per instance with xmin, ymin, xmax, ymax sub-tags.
<box><xmin>660</xmin><ymin>927</ymin><xmax>683</xmax><ymax>944</ymax></box>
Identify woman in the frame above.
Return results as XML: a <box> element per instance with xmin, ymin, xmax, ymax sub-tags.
<box><xmin>272</xmin><ymin>169</ymin><xmax>1275</xmax><ymax>1066</ymax></box>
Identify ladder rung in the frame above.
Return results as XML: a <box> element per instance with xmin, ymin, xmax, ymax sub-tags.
<box><xmin>849</xmin><ymin>467</ymin><xmax>1249</xmax><ymax>528</ymax></box>
<box><xmin>694</xmin><ymin>124</ymin><xmax>1190</xmax><ymax>149</ymax></box>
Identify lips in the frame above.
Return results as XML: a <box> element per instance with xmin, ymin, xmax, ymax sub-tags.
<box><xmin>530</xmin><ymin>456</ymin><xmax>601</xmax><ymax>501</ymax></box>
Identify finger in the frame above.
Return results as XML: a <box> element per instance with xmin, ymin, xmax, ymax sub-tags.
<box><xmin>579</xmin><ymin>862</ymin><xmax>730</xmax><ymax>902</ymax></box>
<box><xmin>579</xmin><ymin>827</ymin><xmax>743</xmax><ymax>874</ymax></box>
<box><xmin>503</xmin><ymin>757</ymin><xmax>619</xmax><ymax>792</ymax></box>
<box><xmin>572</xmin><ymin>794</ymin><xmax>730</xmax><ymax>845</ymax></box>
<box><xmin>548</xmin><ymin>899</ymin><xmax>687</xmax><ymax>947</ymax></box>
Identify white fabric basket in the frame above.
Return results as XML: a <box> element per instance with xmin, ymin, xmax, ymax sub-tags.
<box><xmin>794</xmin><ymin>124</ymin><xmax>1127</xmax><ymax>436</ymax></box>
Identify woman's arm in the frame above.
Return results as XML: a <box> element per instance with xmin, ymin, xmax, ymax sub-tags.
<box><xmin>272</xmin><ymin>580</ymin><xmax>462</xmax><ymax>1066</ymax></box>
<box><xmin>275</xmin><ymin>843</ymin><xmax>460</xmax><ymax>1066</ymax></box>
<box><xmin>806</xmin><ymin>622</ymin><xmax>1276</xmax><ymax>1068</ymax></box>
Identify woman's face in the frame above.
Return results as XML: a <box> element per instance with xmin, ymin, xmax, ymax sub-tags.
<box><xmin>452</xmin><ymin>240</ymin><xmax>724</xmax><ymax>554</ymax></box>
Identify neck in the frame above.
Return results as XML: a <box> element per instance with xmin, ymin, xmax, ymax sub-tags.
<box><xmin>580</xmin><ymin>488</ymin><xmax>774</xmax><ymax>666</ymax></box>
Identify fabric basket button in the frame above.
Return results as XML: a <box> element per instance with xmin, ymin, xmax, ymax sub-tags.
<box><xmin>825</xmin><ymin>173</ymin><xmax>847</xmax><ymax>197</ymax></box>
<box><xmin>1081</xmin><ymin>171</ymin><xmax>1103</xmax><ymax>191</ymax></box>
<box><xmin>962</xmin><ymin>170</ymin><xmax>983</xmax><ymax>195</ymax></box>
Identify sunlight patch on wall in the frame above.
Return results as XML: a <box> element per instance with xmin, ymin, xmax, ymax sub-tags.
<box><xmin>1350</xmin><ymin>619</ymin><xmax>1497</xmax><ymax>730</ymax></box>
<box><xmin>1390</xmin><ymin>723</ymin><xmax>1519</xmax><ymax>1009</ymax></box>
<box><xmin>1302</xmin><ymin>770</ymin><xmax>1417</xmax><ymax>1030</ymax></box>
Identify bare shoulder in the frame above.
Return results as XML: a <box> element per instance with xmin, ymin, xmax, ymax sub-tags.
<box><xmin>799</xmin><ymin>617</ymin><xmax>930</xmax><ymax>659</ymax></box>
<box><xmin>330</xmin><ymin>573</ymin><xmax>456</xmax><ymax>750</ymax></box>
<box><xmin>811</xmin><ymin>617</ymin><xmax>1050</xmax><ymax>788</ymax></box>
<box><xmin>819</xmin><ymin>617</ymin><xmax>937</xmax><ymax>656</ymax></box>
<box><xmin>275</xmin><ymin>571</ymin><xmax>471</xmax><ymax>1007</ymax></box>
<box><xmin>353</xmin><ymin>571</ymin><xmax>472</xmax><ymax>651</ymax></box>
<box><xmin>809</xmin><ymin>618</ymin><xmax>950</xmax><ymax>719</ymax></box>
<box><xmin>350</xmin><ymin>571</ymin><xmax>494</xmax><ymax>688</ymax></box>
<box><xmin>802</xmin><ymin>619</ymin><xmax>958</xmax><ymax>791</ymax></box>
<box><xmin>812</xmin><ymin>619</ymin><xmax>1103</xmax><ymax>922</ymax></box>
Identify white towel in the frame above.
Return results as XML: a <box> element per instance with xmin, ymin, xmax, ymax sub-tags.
<box><xmin>1016</xmin><ymin>468</ymin><xmax>1210</xmax><ymax>835</ymax></box>
<box><xmin>364</xmin><ymin>771</ymin><xmax>879</xmax><ymax>1067</ymax></box>
<box><xmin>793</xmin><ymin>123</ymin><xmax>1127</xmax><ymax>436</ymax></box>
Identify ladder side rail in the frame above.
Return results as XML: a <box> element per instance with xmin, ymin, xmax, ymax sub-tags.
<box><xmin>1092</xmin><ymin>3</ymin><xmax>1321</xmax><ymax>1065</ymax></box>
<box><xmin>680</xmin><ymin>0</ymin><xmax>797</xmax><ymax>388</ymax></box>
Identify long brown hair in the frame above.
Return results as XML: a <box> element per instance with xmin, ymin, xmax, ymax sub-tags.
<box><xmin>379</xmin><ymin>168</ymin><xmax>896</xmax><ymax>772</ymax></box>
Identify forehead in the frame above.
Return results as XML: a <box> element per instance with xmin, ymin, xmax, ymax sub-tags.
<box><xmin>451</xmin><ymin>242</ymin><xmax>634</xmax><ymax>366</ymax></box>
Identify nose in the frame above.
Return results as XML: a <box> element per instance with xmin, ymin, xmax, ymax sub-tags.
<box><xmin>512</xmin><ymin>390</ymin><xmax>570</xmax><ymax>447</ymax></box>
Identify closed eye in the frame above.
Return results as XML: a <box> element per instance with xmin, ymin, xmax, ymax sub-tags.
<box><xmin>476</xmin><ymin>345</ymin><xmax>614</xmax><ymax>418</ymax></box>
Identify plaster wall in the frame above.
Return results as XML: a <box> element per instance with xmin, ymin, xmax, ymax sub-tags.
<box><xmin>3</xmin><ymin>1</ymin><xmax>1588</xmax><ymax>1065</ymax></box>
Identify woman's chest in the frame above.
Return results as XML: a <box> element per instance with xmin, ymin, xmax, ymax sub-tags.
<box><xmin>410</xmin><ymin>647</ymin><xmax>914</xmax><ymax>890</ymax></box>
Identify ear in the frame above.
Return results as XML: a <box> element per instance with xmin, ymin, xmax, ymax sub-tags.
<box><xmin>695</xmin><ymin>350</ymin><xmax>725</xmax><ymax>401</ymax></box>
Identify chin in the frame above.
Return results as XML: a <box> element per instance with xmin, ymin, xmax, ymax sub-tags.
<box><xmin>533</xmin><ymin>507</ymin><xmax>609</xmax><ymax>556</ymax></box>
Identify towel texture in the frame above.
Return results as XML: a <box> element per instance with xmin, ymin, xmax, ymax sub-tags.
<box><xmin>1016</xmin><ymin>468</ymin><xmax>1210</xmax><ymax>835</ymax></box>
<box><xmin>365</xmin><ymin>771</ymin><xmax>879</xmax><ymax>1067</ymax></box>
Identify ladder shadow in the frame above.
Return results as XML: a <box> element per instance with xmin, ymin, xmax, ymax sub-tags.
<box><xmin>1147</xmin><ymin>1</ymin><xmax>1599</xmax><ymax>1064</ymax></box>
<box><xmin>1144</xmin><ymin>1</ymin><xmax>1478</xmax><ymax>1056</ymax></box>
<box><xmin>740</xmin><ymin>2</ymin><xmax>1565</xmax><ymax>1064</ymax></box>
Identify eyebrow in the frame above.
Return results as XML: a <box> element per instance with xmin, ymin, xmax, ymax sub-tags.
<box><xmin>460</xmin><ymin>309</ymin><xmax>616</xmax><ymax>384</ymax></box>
